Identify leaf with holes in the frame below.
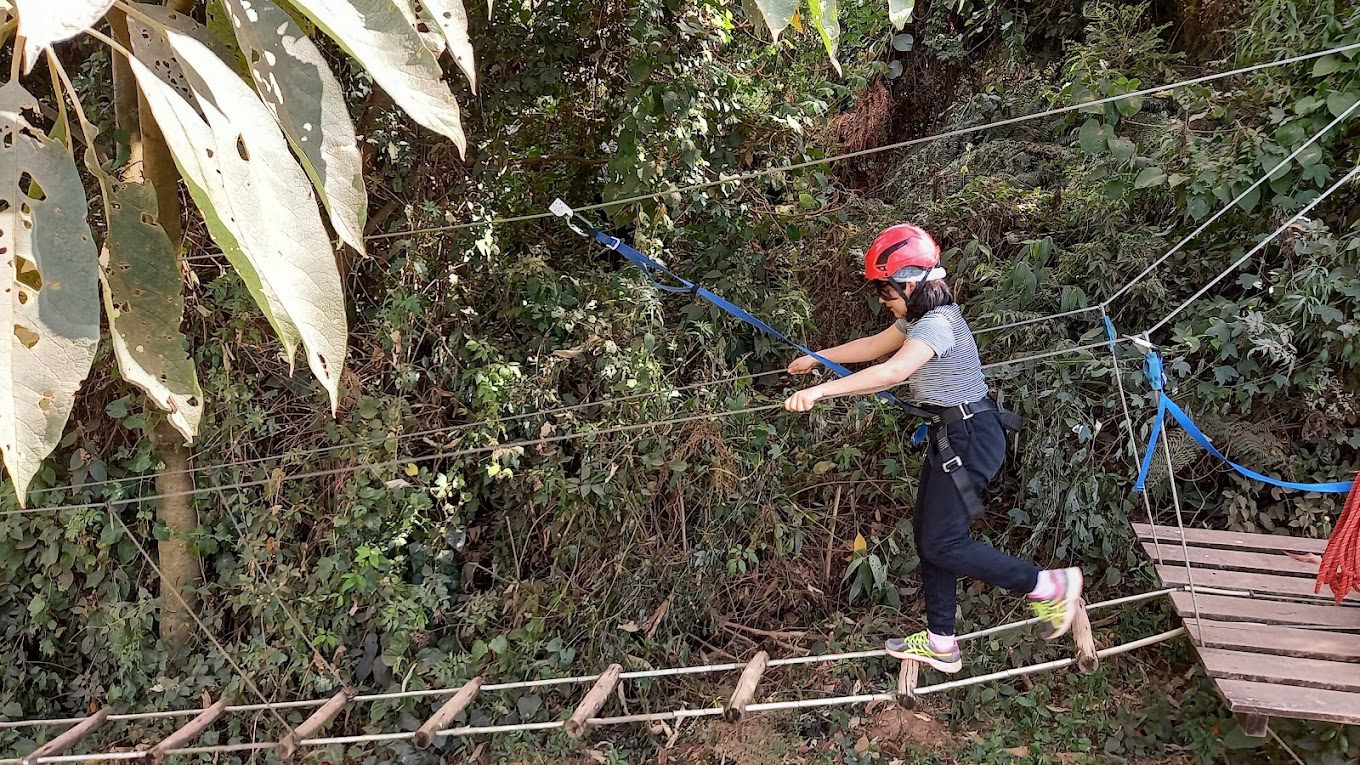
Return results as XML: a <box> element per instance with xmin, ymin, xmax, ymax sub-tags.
<box><xmin>13</xmin><ymin>0</ymin><xmax>113</xmax><ymax>72</ymax></box>
<box><xmin>806</xmin><ymin>0</ymin><xmax>841</xmax><ymax>75</ymax></box>
<box><xmin>0</xmin><ymin>82</ymin><xmax>100</xmax><ymax>503</ymax></box>
<box><xmin>100</xmin><ymin>178</ymin><xmax>203</xmax><ymax>441</ymax></box>
<box><xmin>219</xmin><ymin>0</ymin><xmax>368</xmax><ymax>254</ymax></box>
<box><xmin>285</xmin><ymin>0</ymin><xmax>466</xmax><ymax>155</ymax></box>
<box><xmin>127</xmin><ymin>26</ymin><xmax>348</xmax><ymax>410</ymax></box>
<box><xmin>746</xmin><ymin>0</ymin><xmax>798</xmax><ymax>40</ymax></box>
<box><xmin>415</xmin><ymin>0</ymin><xmax>476</xmax><ymax>92</ymax></box>
<box><xmin>126</xmin><ymin>12</ymin><xmax>299</xmax><ymax>355</ymax></box>
<box><xmin>888</xmin><ymin>0</ymin><xmax>914</xmax><ymax>29</ymax></box>
<box><xmin>394</xmin><ymin>0</ymin><xmax>447</xmax><ymax>56</ymax></box>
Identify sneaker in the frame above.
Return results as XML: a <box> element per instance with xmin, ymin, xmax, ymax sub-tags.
<box><xmin>1028</xmin><ymin>567</ymin><xmax>1084</xmax><ymax>640</ymax></box>
<box><xmin>884</xmin><ymin>631</ymin><xmax>963</xmax><ymax>673</ymax></box>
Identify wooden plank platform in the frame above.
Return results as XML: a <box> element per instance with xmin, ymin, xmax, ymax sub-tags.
<box><xmin>1135</xmin><ymin>523</ymin><xmax>1360</xmax><ymax>733</ymax></box>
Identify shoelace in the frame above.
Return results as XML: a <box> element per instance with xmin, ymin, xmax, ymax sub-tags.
<box><xmin>1030</xmin><ymin>598</ymin><xmax>1064</xmax><ymax>622</ymax></box>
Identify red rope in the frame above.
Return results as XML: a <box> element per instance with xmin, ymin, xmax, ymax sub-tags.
<box><xmin>1315</xmin><ymin>471</ymin><xmax>1360</xmax><ymax>604</ymax></box>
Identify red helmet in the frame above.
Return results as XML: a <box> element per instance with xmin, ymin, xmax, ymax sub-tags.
<box><xmin>862</xmin><ymin>224</ymin><xmax>940</xmax><ymax>280</ymax></box>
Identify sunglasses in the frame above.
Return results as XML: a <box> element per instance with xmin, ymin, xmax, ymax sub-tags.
<box><xmin>874</xmin><ymin>280</ymin><xmax>907</xmax><ymax>301</ymax></box>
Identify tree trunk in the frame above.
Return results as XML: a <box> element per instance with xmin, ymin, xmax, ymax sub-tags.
<box><xmin>111</xmin><ymin>3</ymin><xmax>198</xmax><ymax>656</ymax></box>
<box><xmin>151</xmin><ymin>419</ymin><xmax>200</xmax><ymax>656</ymax></box>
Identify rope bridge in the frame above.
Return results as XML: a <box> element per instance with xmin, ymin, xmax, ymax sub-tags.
<box><xmin>0</xmin><ymin>591</ymin><xmax>1180</xmax><ymax>764</ymax></box>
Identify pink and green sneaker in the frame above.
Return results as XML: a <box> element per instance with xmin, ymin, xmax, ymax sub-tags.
<box><xmin>1028</xmin><ymin>567</ymin><xmax>1084</xmax><ymax>640</ymax></box>
<box><xmin>884</xmin><ymin>631</ymin><xmax>963</xmax><ymax>673</ymax></box>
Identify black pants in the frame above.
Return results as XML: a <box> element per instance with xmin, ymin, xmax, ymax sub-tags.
<box><xmin>913</xmin><ymin>411</ymin><xmax>1041</xmax><ymax>635</ymax></box>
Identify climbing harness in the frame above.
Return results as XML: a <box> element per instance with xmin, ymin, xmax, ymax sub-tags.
<box><xmin>917</xmin><ymin>399</ymin><xmax>1024</xmax><ymax>520</ymax></box>
<box><xmin>552</xmin><ymin>200</ymin><xmax>1021</xmax><ymax>520</ymax></box>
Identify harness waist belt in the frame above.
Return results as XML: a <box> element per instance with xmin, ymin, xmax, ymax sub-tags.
<box><xmin>919</xmin><ymin>398</ymin><xmax>1023</xmax><ymax>432</ymax></box>
<box><xmin>917</xmin><ymin>398</ymin><xmax>1021</xmax><ymax>522</ymax></box>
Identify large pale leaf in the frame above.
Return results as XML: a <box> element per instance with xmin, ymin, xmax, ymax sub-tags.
<box><xmin>416</xmin><ymin>0</ymin><xmax>477</xmax><ymax>92</ymax></box>
<box><xmin>219</xmin><ymin>0</ymin><xmax>369</xmax><ymax>254</ymax></box>
<box><xmin>101</xmin><ymin>179</ymin><xmax>204</xmax><ymax>441</ymax></box>
<box><xmin>285</xmin><ymin>0</ymin><xmax>466</xmax><ymax>154</ymax></box>
<box><xmin>807</xmin><ymin>0</ymin><xmax>841</xmax><ymax>75</ymax></box>
<box><xmin>126</xmin><ymin>12</ymin><xmax>300</xmax><ymax>358</ymax></box>
<box><xmin>53</xmin><ymin>46</ymin><xmax>205</xmax><ymax>445</ymax></box>
<box><xmin>127</xmin><ymin>4</ymin><xmax>241</xmax><ymax>70</ymax></box>
<box><xmin>126</xmin><ymin>28</ymin><xmax>348</xmax><ymax>409</ymax></box>
<box><xmin>0</xmin><ymin>82</ymin><xmax>99</xmax><ymax>502</ymax></box>
<box><xmin>747</xmin><ymin>0</ymin><xmax>798</xmax><ymax>40</ymax></box>
<box><xmin>888</xmin><ymin>0</ymin><xmax>914</xmax><ymax>29</ymax></box>
<box><xmin>13</xmin><ymin>0</ymin><xmax>113</xmax><ymax>71</ymax></box>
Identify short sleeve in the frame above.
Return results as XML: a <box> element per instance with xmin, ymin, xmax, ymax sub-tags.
<box><xmin>893</xmin><ymin>317</ymin><xmax>910</xmax><ymax>334</ymax></box>
<box><xmin>907</xmin><ymin>312</ymin><xmax>956</xmax><ymax>357</ymax></box>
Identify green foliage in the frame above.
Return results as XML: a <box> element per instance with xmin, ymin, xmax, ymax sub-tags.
<box><xmin>4</xmin><ymin>0</ymin><xmax>1360</xmax><ymax>763</ymax></box>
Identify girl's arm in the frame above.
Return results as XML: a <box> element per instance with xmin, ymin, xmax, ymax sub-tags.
<box><xmin>785</xmin><ymin>338</ymin><xmax>935</xmax><ymax>410</ymax></box>
<box><xmin>789</xmin><ymin>325</ymin><xmax>907</xmax><ymax>372</ymax></box>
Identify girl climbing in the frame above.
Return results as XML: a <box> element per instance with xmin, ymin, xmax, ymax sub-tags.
<box><xmin>783</xmin><ymin>223</ymin><xmax>1083</xmax><ymax>673</ymax></box>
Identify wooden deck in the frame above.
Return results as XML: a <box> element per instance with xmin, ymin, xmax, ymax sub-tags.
<box><xmin>1134</xmin><ymin>523</ymin><xmax>1360</xmax><ymax>734</ymax></box>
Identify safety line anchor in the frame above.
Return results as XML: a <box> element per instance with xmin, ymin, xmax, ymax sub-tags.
<box><xmin>549</xmin><ymin>198</ymin><xmax>589</xmax><ymax>237</ymax></box>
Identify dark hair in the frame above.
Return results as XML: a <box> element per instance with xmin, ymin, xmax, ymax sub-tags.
<box><xmin>904</xmin><ymin>279</ymin><xmax>955</xmax><ymax>321</ymax></box>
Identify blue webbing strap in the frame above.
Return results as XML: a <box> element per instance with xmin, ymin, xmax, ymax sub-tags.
<box><xmin>1133</xmin><ymin>349</ymin><xmax>1351</xmax><ymax>494</ymax></box>
<box><xmin>591</xmin><ymin>230</ymin><xmax>932</xmax><ymax>419</ymax></box>
<box><xmin>1101</xmin><ymin>315</ymin><xmax>1118</xmax><ymax>346</ymax></box>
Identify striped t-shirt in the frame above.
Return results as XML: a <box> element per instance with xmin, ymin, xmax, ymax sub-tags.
<box><xmin>894</xmin><ymin>305</ymin><xmax>989</xmax><ymax>406</ymax></box>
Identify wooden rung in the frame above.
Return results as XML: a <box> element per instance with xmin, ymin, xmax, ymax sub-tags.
<box><xmin>566</xmin><ymin>664</ymin><xmax>622</xmax><ymax>739</ymax></box>
<box><xmin>274</xmin><ymin>688</ymin><xmax>353</xmax><ymax>759</ymax></box>
<box><xmin>22</xmin><ymin>708</ymin><xmax>110</xmax><ymax>765</ymax></box>
<box><xmin>151</xmin><ymin>697</ymin><xmax>230</xmax><ymax>763</ymax></box>
<box><xmin>724</xmin><ymin>651</ymin><xmax>770</xmax><ymax>723</ymax></box>
<box><xmin>895</xmin><ymin>661</ymin><xmax>920</xmax><ymax>710</ymax></box>
<box><xmin>413</xmin><ymin>677</ymin><xmax>483</xmax><ymax>748</ymax></box>
<box><xmin>1072</xmin><ymin>599</ymin><xmax>1099</xmax><ymax>675</ymax></box>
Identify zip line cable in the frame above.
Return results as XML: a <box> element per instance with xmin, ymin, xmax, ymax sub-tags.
<box><xmin>366</xmin><ymin>41</ymin><xmax>1360</xmax><ymax>241</ymax></box>
<box><xmin>1147</xmin><ymin>162</ymin><xmax>1360</xmax><ymax>335</ymax></box>
<box><xmin>1102</xmin><ymin>97</ymin><xmax>1360</xmax><ymax>310</ymax></box>
<box><xmin>0</xmin><ymin>403</ymin><xmax>782</xmax><ymax>518</ymax></box>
